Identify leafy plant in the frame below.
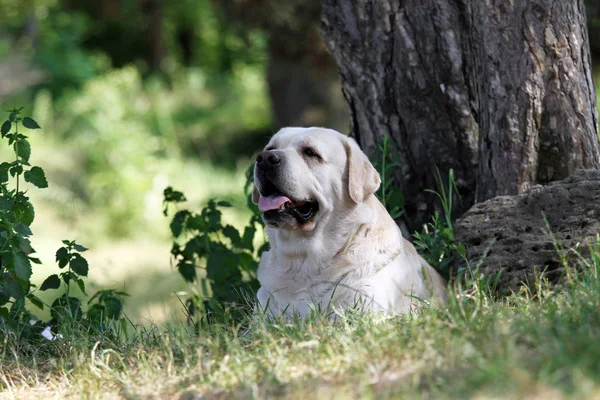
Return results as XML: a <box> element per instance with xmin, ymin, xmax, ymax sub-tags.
<box><xmin>370</xmin><ymin>137</ymin><xmax>463</xmax><ymax>278</ymax></box>
<box><xmin>164</xmin><ymin>178</ymin><xmax>266</xmax><ymax>325</ymax></box>
<box><xmin>38</xmin><ymin>240</ymin><xmax>127</xmax><ymax>334</ymax></box>
<box><xmin>372</xmin><ymin>136</ymin><xmax>404</xmax><ymax>219</ymax></box>
<box><xmin>42</xmin><ymin>240</ymin><xmax>90</xmax><ymax>294</ymax></box>
<box><xmin>0</xmin><ymin>108</ymin><xmax>128</xmax><ymax>339</ymax></box>
<box><xmin>0</xmin><ymin>107</ymin><xmax>47</xmax><ymax>334</ymax></box>
<box><xmin>413</xmin><ymin>168</ymin><xmax>465</xmax><ymax>279</ymax></box>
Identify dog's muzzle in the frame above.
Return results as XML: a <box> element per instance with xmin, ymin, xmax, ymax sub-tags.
<box><xmin>254</xmin><ymin>151</ymin><xmax>319</xmax><ymax>228</ymax></box>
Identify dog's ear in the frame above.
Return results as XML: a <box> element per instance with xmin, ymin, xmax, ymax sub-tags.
<box><xmin>252</xmin><ymin>184</ymin><xmax>260</xmax><ymax>204</ymax></box>
<box><xmin>344</xmin><ymin>137</ymin><xmax>381</xmax><ymax>203</ymax></box>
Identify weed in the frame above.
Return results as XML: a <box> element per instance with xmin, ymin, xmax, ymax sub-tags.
<box><xmin>413</xmin><ymin>168</ymin><xmax>466</xmax><ymax>279</ymax></box>
<box><xmin>372</xmin><ymin>135</ymin><xmax>404</xmax><ymax>219</ymax></box>
<box><xmin>0</xmin><ymin>107</ymin><xmax>48</xmax><ymax>337</ymax></box>
<box><xmin>0</xmin><ymin>108</ymin><xmax>128</xmax><ymax>341</ymax></box>
<box><xmin>163</xmin><ymin>171</ymin><xmax>266</xmax><ymax>326</ymax></box>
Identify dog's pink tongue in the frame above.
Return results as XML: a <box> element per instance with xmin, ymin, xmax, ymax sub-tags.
<box><xmin>258</xmin><ymin>195</ymin><xmax>291</xmax><ymax>212</ymax></box>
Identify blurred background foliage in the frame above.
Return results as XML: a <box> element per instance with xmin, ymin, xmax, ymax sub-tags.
<box><xmin>0</xmin><ymin>0</ymin><xmax>599</xmax><ymax>323</ymax></box>
<box><xmin>0</xmin><ymin>0</ymin><xmax>348</xmax><ymax>324</ymax></box>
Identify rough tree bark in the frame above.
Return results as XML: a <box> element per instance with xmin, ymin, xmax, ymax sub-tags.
<box><xmin>321</xmin><ymin>0</ymin><xmax>600</xmax><ymax>232</ymax></box>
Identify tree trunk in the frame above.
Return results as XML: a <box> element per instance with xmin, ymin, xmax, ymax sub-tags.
<box><xmin>267</xmin><ymin>32</ymin><xmax>349</xmax><ymax>132</ymax></box>
<box><xmin>586</xmin><ymin>0</ymin><xmax>600</xmax><ymax>64</ymax></box>
<box><xmin>321</xmin><ymin>0</ymin><xmax>600</xmax><ymax>233</ymax></box>
<box><xmin>218</xmin><ymin>1</ymin><xmax>350</xmax><ymax>132</ymax></box>
<box><xmin>141</xmin><ymin>0</ymin><xmax>165</xmax><ymax>72</ymax></box>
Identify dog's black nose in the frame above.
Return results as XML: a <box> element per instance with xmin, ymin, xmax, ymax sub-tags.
<box><xmin>256</xmin><ymin>150</ymin><xmax>281</xmax><ymax>168</ymax></box>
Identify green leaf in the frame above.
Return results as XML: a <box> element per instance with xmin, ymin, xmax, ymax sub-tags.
<box><xmin>13</xmin><ymin>198</ymin><xmax>34</xmax><ymax>225</ymax></box>
<box><xmin>3</xmin><ymin>280</ymin><xmax>24</xmax><ymax>300</ymax></box>
<box><xmin>170</xmin><ymin>210</ymin><xmax>190</xmax><ymax>237</ymax></box>
<box><xmin>51</xmin><ymin>295</ymin><xmax>82</xmax><ymax>322</ymax></box>
<box><xmin>206</xmin><ymin>249</ymin><xmax>241</xmax><ymax>286</ymax></box>
<box><xmin>15</xmin><ymin>238</ymin><xmax>33</xmax><ymax>259</ymax></box>
<box><xmin>182</xmin><ymin>238</ymin><xmax>200</xmax><ymax>260</ymax></box>
<box><xmin>24</xmin><ymin>167</ymin><xmax>48</xmax><ymax>188</ymax></box>
<box><xmin>56</xmin><ymin>247</ymin><xmax>69</xmax><ymax>261</ymax></box>
<box><xmin>27</xmin><ymin>294</ymin><xmax>44</xmax><ymax>309</ymax></box>
<box><xmin>0</xmin><ymin>162</ymin><xmax>9</xmax><ymax>183</ymax></box>
<box><xmin>238</xmin><ymin>252</ymin><xmax>258</xmax><ymax>273</ymax></box>
<box><xmin>8</xmin><ymin>112</ymin><xmax>16</xmax><ymax>122</ymax></box>
<box><xmin>242</xmin><ymin>225</ymin><xmax>256</xmax><ymax>251</ymax></box>
<box><xmin>186</xmin><ymin>236</ymin><xmax>207</xmax><ymax>259</ymax></box>
<box><xmin>72</xmin><ymin>243</ymin><xmax>88</xmax><ymax>252</ymax></box>
<box><xmin>185</xmin><ymin>214</ymin><xmax>206</xmax><ymax>231</ymax></box>
<box><xmin>21</xmin><ymin>117</ymin><xmax>41</xmax><ymax>130</ymax></box>
<box><xmin>14</xmin><ymin>139</ymin><xmax>31</xmax><ymax>162</ymax></box>
<box><xmin>258</xmin><ymin>241</ymin><xmax>270</xmax><ymax>257</ymax></box>
<box><xmin>76</xmin><ymin>278</ymin><xmax>87</xmax><ymax>295</ymax></box>
<box><xmin>86</xmin><ymin>303</ymin><xmax>104</xmax><ymax>323</ymax></box>
<box><xmin>61</xmin><ymin>271</ymin><xmax>72</xmax><ymax>284</ymax></box>
<box><xmin>1</xmin><ymin>120</ymin><xmax>10</xmax><ymax>137</ymax></box>
<box><xmin>103</xmin><ymin>296</ymin><xmax>123</xmax><ymax>319</ymax></box>
<box><xmin>207</xmin><ymin>208</ymin><xmax>222</xmax><ymax>231</ymax></box>
<box><xmin>9</xmin><ymin>164</ymin><xmax>23</xmax><ymax>177</ymax></box>
<box><xmin>87</xmin><ymin>289</ymin><xmax>103</xmax><ymax>304</ymax></box>
<box><xmin>163</xmin><ymin>187</ymin><xmax>186</xmax><ymax>203</ymax></box>
<box><xmin>56</xmin><ymin>247</ymin><xmax>70</xmax><ymax>268</ymax></box>
<box><xmin>70</xmin><ymin>254</ymin><xmax>89</xmax><ymax>277</ymax></box>
<box><xmin>13</xmin><ymin>252</ymin><xmax>32</xmax><ymax>280</ymax></box>
<box><xmin>222</xmin><ymin>225</ymin><xmax>242</xmax><ymax>247</ymax></box>
<box><xmin>40</xmin><ymin>274</ymin><xmax>61</xmax><ymax>291</ymax></box>
<box><xmin>177</xmin><ymin>260</ymin><xmax>196</xmax><ymax>282</ymax></box>
<box><xmin>13</xmin><ymin>223</ymin><xmax>32</xmax><ymax>237</ymax></box>
<box><xmin>217</xmin><ymin>201</ymin><xmax>232</xmax><ymax>207</ymax></box>
<box><xmin>0</xmin><ymin>196</ymin><xmax>14</xmax><ymax>211</ymax></box>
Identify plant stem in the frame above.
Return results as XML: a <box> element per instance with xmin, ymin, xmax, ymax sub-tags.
<box><xmin>67</xmin><ymin>254</ymin><xmax>71</xmax><ymax>296</ymax></box>
<box><xmin>14</xmin><ymin>120</ymin><xmax>19</xmax><ymax>194</ymax></box>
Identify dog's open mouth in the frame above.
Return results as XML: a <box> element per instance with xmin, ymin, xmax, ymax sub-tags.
<box><xmin>259</xmin><ymin>195</ymin><xmax>319</xmax><ymax>223</ymax></box>
<box><xmin>257</xmin><ymin>182</ymin><xmax>319</xmax><ymax>225</ymax></box>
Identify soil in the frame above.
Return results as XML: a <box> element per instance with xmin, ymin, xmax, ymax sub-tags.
<box><xmin>454</xmin><ymin>169</ymin><xmax>600</xmax><ymax>291</ymax></box>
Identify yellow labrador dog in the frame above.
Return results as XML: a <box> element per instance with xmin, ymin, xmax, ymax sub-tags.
<box><xmin>253</xmin><ymin>127</ymin><xmax>446</xmax><ymax>318</ymax></box>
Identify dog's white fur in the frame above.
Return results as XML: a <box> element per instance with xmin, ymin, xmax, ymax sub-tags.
<box><xmin>253</xmin><ymin>127</ymin><xmax>446</xmax><ymax>317</ymax></box>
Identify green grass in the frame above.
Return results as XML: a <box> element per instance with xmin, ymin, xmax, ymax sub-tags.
<box><xmin>2</xmin><ymin>239</ymin><xmax>600</xmax><ymax>399</ymax></box>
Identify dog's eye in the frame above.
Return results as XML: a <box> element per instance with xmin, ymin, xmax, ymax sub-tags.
<box><xmin>302</xmin><ymin>148</ymin><xmax>320</xmax><ymax>158</ymax></box>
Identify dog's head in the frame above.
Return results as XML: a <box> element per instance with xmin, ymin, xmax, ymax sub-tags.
<box><xmin>253</xmin><ymin>127</ymin><xmax>381</xmax><ymax>231</ymax></box>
